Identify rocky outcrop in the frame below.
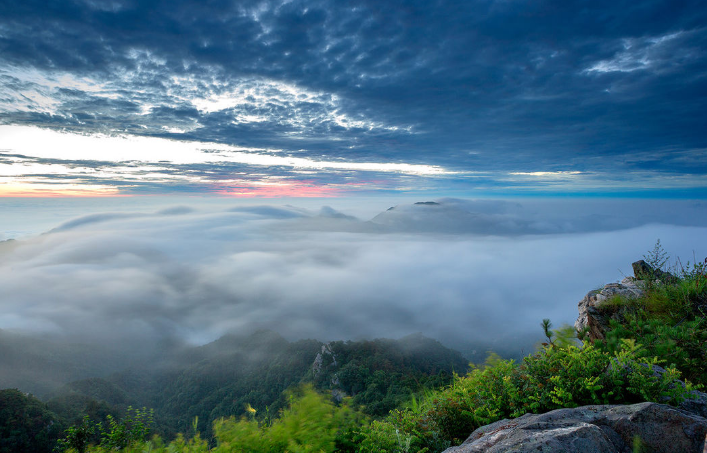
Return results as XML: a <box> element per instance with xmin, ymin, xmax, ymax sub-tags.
<box><xmin>575</xmin><ymin>260</ymin><xmax>685</xmax><ymax>341</ymax></box>
<box><xmin>574</xmin><ymin>276</ymin><xmax>645</xmax><ymax>341</ymax></box>
<box><xmin>632</xmin><ymin>259</ymin><xmax>676</xmax><ymax>281</ymax></box>
<box><xmin>312</xmin><ymin>343</ymin><xmax>347</xmax><ymax>403</ymax></box>
<box><xmin>444</xmin><ymin>260</ymin><xmax>707</xmax><ymax>453</ymax></box>
<box><xmin>312</xmin><ymin>342</ymin><xmax>337</xmax><ymax>377</ymax></box>
<box><xmin>682</xmin><ymin>391</ymin><xmax>707</xmax><ymax>420</ymax></box>
<box><xmin>443</xmin><ymin>402</ymin><xmax>707</xmax><ymax>453</ymax></box>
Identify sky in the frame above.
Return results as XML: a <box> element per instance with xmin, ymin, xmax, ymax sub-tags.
<box><xmin>1</xmin><ymin>1</ymin><xmax>707</xmax><ymax>378</ymax></box>
<box><xmin>1</xmin><ymin>0</ymin><xmax>706</xmax><ymax>197</ymax></box>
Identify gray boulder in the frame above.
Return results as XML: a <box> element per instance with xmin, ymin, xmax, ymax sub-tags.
<box><xmin>443</xmin><ymin>402</ymin><xmax>707</xmax><ymax>453</ymax></box>
<box><xmin>681</xmin><ymin>391</ymin><xmax>707</xmax><ymax>420</ymax></box>
<box><xmin>647</xmin><ymin>365</ymin><xmax>707</xmax><ymax>419</ymax></box>
<box><xmin>574</xmin><ymin>277</ymin><xmax>645</xmax><ymax>341</ymax></box>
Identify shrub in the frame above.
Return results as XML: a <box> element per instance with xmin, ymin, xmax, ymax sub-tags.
<box><xmin>98</xmin><ymin>407</ymin><xmax>153</xmax><ymax>451</ymax></box>
<box><xmin>57</xmin><ymin>416</ymin><xmax>94</xmax><ymax>453</ymax></box>
<box><xmin>80</xmin><ymin>386</ymin><xmax>361</xmax><ymax>452</ymax></box>
<box><xmin>357</xmin><ymin>340</ymin><xmax>695</xmax><ymax>453</ymax></box>
<box><xmin>597</xmin><ymin>250</ymin><xmax>707</xmax><ymax>386</ymax></box>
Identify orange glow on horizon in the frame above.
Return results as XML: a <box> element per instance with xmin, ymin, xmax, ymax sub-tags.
<box><xmin>0</xmin><ymin>184</ymin><xmax>123</xmax><ymax>198</ymax></box>
<box><xmin>0</xmin><ymin>180</ymin><xmax>374</xmax><ymax>198</ymax></box>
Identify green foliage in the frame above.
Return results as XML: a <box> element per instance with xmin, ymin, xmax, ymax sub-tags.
<box><xmin>552</xmin><ymin>324</ymin><xmax>582</xmax><ymax>349</ymax></box>
<box><xmin>94</xmin><ymin>332</ymin><xmax>465</xmax><ymax>440</ymax></box>
<box><xmin>316</xmin><ymin>335</ymin><xmax>468</xmax><ymax>417</ymax></box>
<box><xmin>643</xmin><ymin>239</ymin><xmax>670</xmax><ymax>273</ymax></box>
<box><xmin>33</xmin><ymin>332</ymin><xmax>468</xmax><ymax>452</ymax></box>
<box><xmin>80</xmin><ymin>385</ymin><xmax>362</xmax><ymax>453</ymax></box>
<box><xmin>644</xmin><ymin>277</ymin><xmax>704</xmax><ymax>318</ymax></box>
<box><xmin>539</xmin><ymin>320</ymin><xmax>580</xmax><ymax>349</ymax></box>
<box><xmin>47</xmin><ymin>393</ymin><xmax>113</xmax><ymax>430</ymax></box>
<box><xmin>0</xmin><ymin>389</ymin><xmax>63</xmax><ymax>453</ymax></box>
<box><xmin>602</xmin><ymin>312</ymin><xmax>707</xmax><ymax>385</ymax></box>
<box><xmin>57</xmin><ymin>416</ymin><xmax>95</xmax><ymax>453</ymax></box>
<box><xmin>356</xmin><ymin>341</ymin><xmax>695</xmax><ymax>453</ymax></box>
<box><xmin>213</xmin><ymin>384</ymin><xmax>352</xmax><ymax>452</ymax></box>
<box><xmin>98</xmin><ymin>406</ymin><xmax>153</xmax><ymax>451</ymax></box>
<box><xmin>596</xmin><ymin>249</ymin><xmax>707</xmax><ymax>386</ymax></box>
<box><xmin>58</xmin><ymin>407</ymin><xmax>153</xmax><ymax>452</ymax></box>
<box><xmin>677</xmin><ymin>255</ymin><xmax>707</xmax><ymax>282</ymax></box>
<box><xmin>64</xmin><ymin>337</ymin><xmax>697</xmax><ymax>453</ymax></box>
<box><xmin>153</xmin><ymin>333</ymin><xmax>322</xmax><ymax>437</ymax></box>
<box><xmin>541</xmin><ymin>319</ymin><xmax>554</xmax><ymax>345</ymax></box>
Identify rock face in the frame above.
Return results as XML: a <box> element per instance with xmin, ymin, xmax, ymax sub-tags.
<box><xmin>574</xmin><ymin>276</ymin><xmax>645</xmax><ymax>341</ymax></box>
<box><xmin>311</xmin><ymin>343</ymin><xmax>347</xmax><ymax>403</ymax></box>
<box><xmin>682</xmin><ymin>391</ymin><xmax>707</xmax><ymax>420</ymax></box>
<box><xmin>442</xmin><ymin>402</ymin><xmax>707</xmax><ymax>453</ymax></box>
<box><xmin>632</xmin><ymin>259</ymin><xmax>676</xmax><ymax>281</ymax></box>
<box><xmin>312</xmin><ymin>342</ymin><xmax>337</xmax><ymax>377</ymax></box>
<box><xmin>575</xmin><ymin>260</ymin><xmax>682</xmax><ymax>341</ymax></box>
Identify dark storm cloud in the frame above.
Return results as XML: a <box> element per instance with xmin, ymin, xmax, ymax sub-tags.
<box><xmin>1</xmin><ymin>0</ymin><xmax>706</xmax><ymax>192</ymax></box>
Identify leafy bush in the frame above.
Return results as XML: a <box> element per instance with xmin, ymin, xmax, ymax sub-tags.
<box><xmin>78</xmin><ymin>385</ymin><xmax>362</xmax><ymax>453</ymax></box>
<box><xmin>57</xmin><ymin>416</ymin><xmax>94</xmax><ymax>453</ymax></box>
<box><xmin>601</xmin><ymin>310</ymin><xmax>707</xmax><ymax>385</ymax></box>
<box><xmin>213</xmin><ymin>385</ymin><xmax>354</xmax><ymax>452</ymax></box>
<box><xmin>98</xmin><ymin>407</ymin><xmax>153</xmax><ymax>450</ymax></box>
<box><xmin>356</xmin><ymin>341</ymin><xmax>695</xmax><ymax>453</ymax></box>
<box><xmin>59</xmin><ymin>407</ymin><xmax>153</xmax><ymax>453</ymax></box>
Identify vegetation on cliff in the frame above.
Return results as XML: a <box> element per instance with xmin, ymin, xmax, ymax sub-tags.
<box><xmin>354</xmin><ymin>244</ymin><xmax>706</xmax><ymax>453</ymax></box>
<box><xmin>597</xmin><ymin>253</ymin><xmax>707</xmax><ymax>386</ymax></box>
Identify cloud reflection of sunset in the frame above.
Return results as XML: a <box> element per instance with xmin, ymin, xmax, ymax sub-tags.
<box><xmin>213</xmin><ymin>181</ymin><xmax>343</xmax><ymax>198</ymax></box>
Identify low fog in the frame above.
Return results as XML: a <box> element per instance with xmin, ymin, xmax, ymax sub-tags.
<box><xmin>1</xmin><ymin>198</ymin><xmax>706</xmax><ymax>390</ymax></box>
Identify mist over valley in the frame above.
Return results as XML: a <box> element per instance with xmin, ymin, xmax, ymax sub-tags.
<box><xmin>2</xmin><ymin>197</ymin><xmax>705</xmax><ymax>398</ymax></box>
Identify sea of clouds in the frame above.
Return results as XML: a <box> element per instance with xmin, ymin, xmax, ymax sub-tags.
<box><xmin>1</xmin><ymin>198</ymin><xmax>706</xmax><ymax>357</ymax></box>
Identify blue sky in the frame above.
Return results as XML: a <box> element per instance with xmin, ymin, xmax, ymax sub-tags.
<box><xmin>1</xmin><ymin>0</ymin><xmax>706</xmax><ymax>197</ymax></box>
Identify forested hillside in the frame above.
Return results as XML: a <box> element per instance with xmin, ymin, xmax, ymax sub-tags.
<box><xmin>1</xmin><ymin>332</ymin><xmax>468</xmax><ymax>451</ymax></box>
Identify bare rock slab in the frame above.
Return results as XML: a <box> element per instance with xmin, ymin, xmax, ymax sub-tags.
<box><xmin>442</xmin><ymin>402</ymin><xmax>707</xmax><ymax>453</ymax></box>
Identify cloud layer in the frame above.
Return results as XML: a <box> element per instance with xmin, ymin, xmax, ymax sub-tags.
<box><xmin>2</xmin><ymin>198</ymin><xmax>705</xmax><ymax>356</ymax></box>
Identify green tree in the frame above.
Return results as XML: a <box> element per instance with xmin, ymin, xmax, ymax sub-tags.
<box><xmin>643</xmin><ymin>239</ymin><xmax>670</xmax><ymax>272</ymax></box>
<box><xmin>57</xmin><ymin>416</ymin><xmax>95</xmax><ymax>453</ymax></box>
<box><xmin>98</xmin><ymin>407</ymin><xmax>153</xmax><ymax>450</ymax></box>
<box><xmin>0</xmin><ymin>389</ymin><xmax>62</xmax><ymax>453</ymax></box>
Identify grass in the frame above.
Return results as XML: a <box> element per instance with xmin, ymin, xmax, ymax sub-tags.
<box><xmin>595</xmin><ymin>293</ymin><xmax>634</xmax><ymax>315</ymax></box>
<box><xmin>597</xmin><ymin>249</ymin><xmax>707</xmax><ymax>386</ymax></box>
